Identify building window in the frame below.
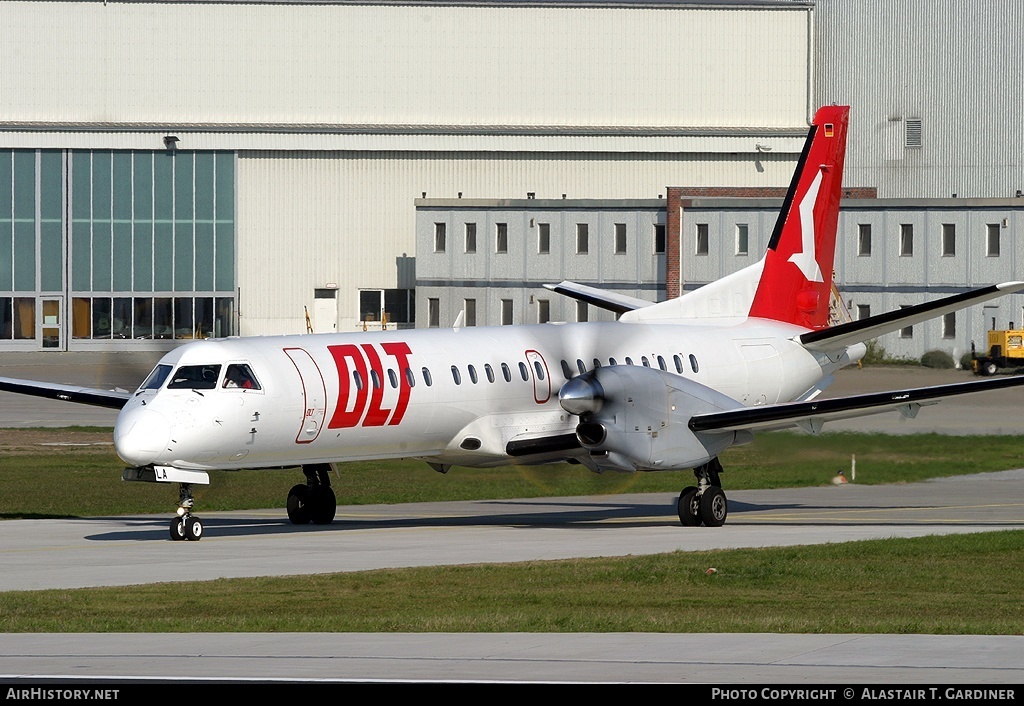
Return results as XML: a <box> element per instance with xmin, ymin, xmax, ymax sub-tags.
<box><xmin>538</xmin><ymin>298</ymin><xmax>550</xmax><ymax>324</ymax></box>
<box><xmin>576</xmin><ymin>223</ymin><xmax>589</xmax><ymax>254</ymax></box>
<box><xmin>654</xmin><ymin>224</ymin><xmax>666</xmax><ymax>254</ymax></box>
<box><xmin>941</xmin><ymin>223</ymin><xmax>955</xmax><ymax>257</ymax></box>
<box><xmin>696</xmin><ymin>223</ymin><xmax>709</xmax><ymax>255</ymax></box>
<box><xmin>495</xmin><ymin>223</ymin><xmax>508</xmax><ymax>254</ymax></box>
<box><xmin>614</xmin><ymin>223</ymin><xmax>627</xmax><ymax>254</ymax></box>
<box><xmin>857</xmin><ymin>304</ymin><xmax>871</xmax><ymax>320</ymax></box>
<box><xmin>942</xmin><ymin>312</ymin><xmax>956</xmax><ymax>339</ymax></box>
<box><xmin>464</xmin><ymin>298</ymin><xmax>476</xmax><ymax>327</ymax></box>
<box><xmin>360</xmin><ymin>288</ymin><xmax>414</xmax><ymax>327</ymax></box>
<box><xmin>538</xmin><ymin>223</ymin><xmax>550</xmax><ymax>254</ymax></box>
<box><xmin>576</xmin><ymin>300</ymin><xmax>588</xmax><ymax>322</ymax></box>
<box><xmin>900</xmin><ymin>224</ymin><xmax>914</xmax><ymax>256</ymax></box>
<box><xmin>434</xmin><ymin>223</ymin><xmax>446</xmax><ymax>253</ymax></box>
<box><xmin>427</xmin><ymin>298</ymin><xmax>439</xmax><ymax>328</ymax></box>
<box><xmin>735</xmin><ymin>224</ymin><xmax>749</xmax><ymax>256</ymax></box>
<box><xmin>858</xmin><ymin>224</ymin><xmax>872</xmax><ymax>256</ymax></box>
<box><xmin>899</xmin><ymin>305</ymin><xmax>913</xmax><ymax>338</ymax></box>
<box><xmin>464</xmin><ymin>223</ymin><xmax>476</xmax><ymax>253</ymax></box>
<box><xmin>500</xmin><ymin>298</ymin><xmax>513</xmax><ymax>325</ymax></box>
<box><xmin>987</xmin><ymin>223</ymin><xmax>1001</xmax><ymax>257</ymax></box>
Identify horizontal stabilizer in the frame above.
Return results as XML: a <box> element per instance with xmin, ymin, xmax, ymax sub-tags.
<box><xmin>0</xmin><ymin>376</ymin><xmax>131</xmax><ymax>410</ymax></box>
<box><xmin>544</xmin><ymin>281</ymin><xmax>653</xmax><ymax>315</ymax></box>
<box><xmin>799</xmin><ymin>282</ymin><xmax>1024</xmax><ymax>352</ymax></box>
<box><xmin>689</xmin><ymin>374</ymin><xmax>1024</xmax><ymax>434</ymax></box>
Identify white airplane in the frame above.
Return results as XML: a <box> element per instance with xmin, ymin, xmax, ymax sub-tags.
<box><xmin>3</xmin><ymin>105</ymin><xmax>1024</xmax><ymax>541</ymax></box>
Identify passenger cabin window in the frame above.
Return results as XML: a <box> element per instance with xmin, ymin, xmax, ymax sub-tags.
<box><xmin>168</xmin><ymin>364</ymin><xmax>221</xmax><ymax>390</ymax></box>
<box><xmin>519</xmin><ymin>362</ymin><xmax>529</xmax><ymax>381</ymax></box>
<box><xmin>484</xmin><ymin>364</ymin><xmax>495</xmax><ymax>383</ymax></box>
<box><xmin>468</xmin><ymin>364</ymin><xmax>478</xmax><ymax>384</ymax></box>
<box><xmin>641</xmin><ymin>356</ymin><xmax>650</xmax><ymax>367</ymax></box>
<box><xmin>576</xmin><ymin>359</ymin><xmax>586</xmax><ymax>374</ymax></box>
<box><xmin>388</xmin><ymin>369</ymin><xmax>399</xmax><ymax>389</ymax></box>
<box><xmin>451</xmin><ymin>366</ymin><xmax>461</xmax><ymax>385</ymax></box>
<box><xmin>370</xmin><ymin>370</ymin><xmax>381</xmax><ymax>389</ymax></box>
<box><xmin>533</xmin><ymin>361</ymin><xmax>545</xmax><ymax>380</ymax></box>
<box><xmin>405</xmin><ymin>368</ymin><xmax>416</xmax><ymax>387</ymax></box>
<box><xmin>657</xmin><ymin>355</ymin><xmax>667</xmax><ymax>371</ymax></box>
<box><xmin>501</xmin><ymin>363</ymin><xmax>512</xmax><ymax>382</ymax></box>
<box><xmin>222</xmin><ymin>363</ymin><xmax>260</xmax><ymax>390</ymax></box>
<box><xmin>689</xmin><ymin>354</ymin><xmax>699</xmax><ymax>373</ymax></box>
<box><xmin>674</xmin><ymin>355</ymin><xmax>683</xmax><ymax>374</ymax></box>
<box><xmin>354</xmin><ymin>371</ymin><xmax>364</xmax><ymax>390</ymax></box>
<box><xmin>421</xmin><ymin>367</ymin><xmax>432</xmax><ymax>386</ymax></box>
<box><xmin>561</xmin><ymin>360</ymin><xmax>573</xmax><ymax>379</ymax></box>
<box><xmin>140</xmin><ymin>364</ymin><xmax>172</xmax><ymax>390</ymax></box>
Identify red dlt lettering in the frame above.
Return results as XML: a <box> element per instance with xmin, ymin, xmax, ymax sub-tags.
<box><xmin>327</xmin><ymin>342</ymin><xmax>414</xmax><ymax>429</ymax></box>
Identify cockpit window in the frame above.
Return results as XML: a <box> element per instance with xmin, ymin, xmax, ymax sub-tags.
<box><xmin>140</xmin><ymin>364</ymin><xmax>173</xmax><ymax>390</ymax></box>
<box><xmin>223</xmin><ymin>363</ymin><xmax>261</xmax><ymax>390</ymax></box>
<box><xmin>168</xmin><ymin>364</ymin><xmax>222</xmax><ymax>390</ymax></box>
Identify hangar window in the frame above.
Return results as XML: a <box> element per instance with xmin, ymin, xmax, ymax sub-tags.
<box><xmin>987</xmin><ymin>224</ymin><xmax>1001</xmax><ymax>257</ymax></box>
<box><xmin>501</xmin><ymin>299</ymin><xmax>513</xmax><ymax>325</ymax></box>
<box><xmin>942</xmin><ymin>312</ymin><xmax>956</xmax><ymax>339</ymax></box>
<box><xmin>464</xmin><ymin>298</ymin><xmax>476</xmax><ymax>327</ymax></box>
<box><xmin>735</xmin><ymin>224</ymin><xmax>749</xmax><ymax>256</ymax></box>
<box><xmin>464</xmin><ymin>223</ymin><xmax>477</xmax><ymax>253</ymax></box>
<box><xmin>361</xmin><ymin>289</ymin><xmax>414</xmax><ymax>328</ymax></box>
<box><xmin>941</xmin><ymin>224</ymin><xmax>956</xmax><ymax>257</ymax></box>
<box><xmin>538</xmin><ymin>298</ymin><xmax>550</xmax><ymax>324</ymax></box>
<box><xmin>696</xmin><ymin>224</ymin><xmax>709</xmax><ymax>255</ymax></box>
<box><xmin>576</xmin><ymin>301</ymin><xmax>588</xmax><ymax>322</ymax></box>
<box><xmin>428</xmin><ymin>298</ymin><xmax>439</xmax><ymax>328</ymax></box>
<box><xmin>434</xmin><ymin>223</ymin><xmax>446</xmax><ymax>253</ymax></box>
<box><xmin>905</xmin><ymin>118</ymin><xmax>923</xmax><ymax>148</ymax></box>
<box><xmin>857</xmin><ymin>224</ymin><xmax>872</xmax><ymax>256</ymax></box>
<box><xmin>899</xmin><ymin>305</ymin><xmax>913</xmax><ymax>339</ymax></box>
<box><xmin>614</xmin><ymin>223</ymin><xmax>627</xmax><ymax>254</ymax></box>
<box><xmin>654</xmin><ymin>224</ymin><xmax>666</xmax><ymax>254</ymax></box>
<box><xmin>495</xmin><ymin>223</ymin><xmax>508</xmax><ymax>254</ymax></box>
<box><xmin>576</xmin><ymin>224</ymin><xmax>589</xmax><ymax>254</ymax></box>
<box><xmin>900</xmin><ymin>224</ymin><xmax>914</xmax><ymax>256</ymax></box>
<box><xmin>538</xmin><ymin>223</ymin><xmax>550</xmax><ymax>254</ymax></box>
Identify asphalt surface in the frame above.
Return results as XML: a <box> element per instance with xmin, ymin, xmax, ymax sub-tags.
<box><xmin>2</xmin><ymin>352</ymin><xmax>1024</xmax><ymax>684</ymax></box>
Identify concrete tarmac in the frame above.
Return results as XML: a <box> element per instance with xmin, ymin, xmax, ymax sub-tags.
<box><xmin>3</xmin><ymin>353</ymin><xmax>1024</xmax><ymax>684</ymax></box>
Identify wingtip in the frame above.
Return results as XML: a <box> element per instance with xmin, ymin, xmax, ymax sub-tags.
<box><xmin>997</xmin><ymin>281</ymin><xmax>1024</xmax><ymax>293</ymax></box>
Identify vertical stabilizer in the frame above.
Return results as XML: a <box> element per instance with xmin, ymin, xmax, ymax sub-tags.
<box><xmin>747</xmin><ymin>105</ymin><xmax>849</xmax><ymax>329</ymax></box>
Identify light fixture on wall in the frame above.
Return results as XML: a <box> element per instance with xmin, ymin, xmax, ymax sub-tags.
<box><xmin>163</xmin><ymin>135</ymin><xmax>179</xmax><ymax>153</ymax></box>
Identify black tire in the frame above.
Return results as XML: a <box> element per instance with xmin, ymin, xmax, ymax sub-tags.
<box><xmin>699</xmin><ymin>486</ymin><xmax>728</xmax><ymax>527</ymax></box>
<box><xmin>310</xmin><ymin>485</ymin><xmax>337</xmax><ymax>525</ymax></box>
<box><xmin>185</xmin><ymin>516</ymin><xmax>203</xmax><ymax>541</ymax></box>
<box><xmin>169</xmin><ymin>517</ymin><xmax>186</xmax><ymax>541</ymax></box>
<box><xmin>985</xmin><ymin>361</ymin><xmax>998</xmax><ymax>376</ymax></box>
<box><xmin>287</xmin><ymin>484</ymin><xmax>312</xmax><ymax>524</ymax></box>
<box><xmin>677</xmin><ymin>486</ymin><xmax>701</xmax><ymax>527</ymax></box>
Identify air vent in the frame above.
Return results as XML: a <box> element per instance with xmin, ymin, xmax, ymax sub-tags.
<box><xmin>905</xmin><ymin>118</ymin><xmax>923</xmax><ymax>148</ymax></box>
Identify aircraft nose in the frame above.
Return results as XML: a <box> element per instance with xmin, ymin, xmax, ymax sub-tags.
<box><xmin>114</xmin><ymin>405</ymin><xmax>171</xmax><ymax>467</ymax></box>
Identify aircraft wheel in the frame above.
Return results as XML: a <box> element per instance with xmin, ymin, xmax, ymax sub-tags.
<box><xmin>677</xmin><ymin>486</ymin><xmax>702</xmax><ymax>527</ymax></box>
<box><xmin>169</xmin><ymin>517</ymin><xmax>186</xmax><ymax>541</ymax></box>
<box><xmin>310</xmin><ymin>485</ymin><xmax>337</xmax><ymax>525</ymax></box>
<box><xmin>185</xmin><ymin>515</ymin><xmax>203</xmax><ymax>541</ymax></box>
<box><xmin>699</xmin><ymin>486</ymin><xmax>728</xmax><ymax>527</ymax></box>
<box><xmin>984</xmin><ymin>361</ymin><xmax>998</xmax><ymax>376</ymax></box>
<box><xmin>287</xmin><ymin>484</ymin><xmax>312</xmax><ymax>524</ymax></box>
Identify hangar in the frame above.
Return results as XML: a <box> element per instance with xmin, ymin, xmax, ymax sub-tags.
<box><xmin>1</xmin><ymin>0</ymin><xmax>1021</xmax><ymax>361</ymax></box>
<box><xmin>0</xmin><ymin>0</ymin><xmax>813</xmax><ymax>349</ymax></box>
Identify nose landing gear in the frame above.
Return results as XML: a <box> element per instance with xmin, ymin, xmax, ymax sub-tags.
<box><xmin>169</xmin><ymin>484</ymin><xmax>203</xmax><ymax>541</ymax></box>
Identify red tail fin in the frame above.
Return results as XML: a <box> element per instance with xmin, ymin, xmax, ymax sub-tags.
<box><xmin>748</xmin><ymin>105</ymin><xmax>849</xmax><ymax>329</ymax></box>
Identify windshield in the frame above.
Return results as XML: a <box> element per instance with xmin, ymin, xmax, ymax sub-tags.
<box><xmin>139</xmin><ymin>364</ymin><xmax>173</xmax><ymax>390</ymax></box>
<box><xmin>167</xmin><ymin>364</ymin><xmax>222</xmax><ymax>390</ymax></box>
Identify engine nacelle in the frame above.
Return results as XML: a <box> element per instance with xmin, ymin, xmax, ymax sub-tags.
<box><xmin>559</xmin><ymin>365</ymin><xmax>751</xmax><ymax>472</ymax></box>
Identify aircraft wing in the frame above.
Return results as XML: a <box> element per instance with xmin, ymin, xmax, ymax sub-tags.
<box><xmin>799</xmin><ymin>282</ymin><xmax>1024</xmax><ymax>352</ymax></box>
<box><xmin>688</xmin><ymin>374</ymin><xmax>1024</xmax><ymax>435</ymax></box>
<box><xmin>544</xmin><ymin>281</ymin><xmax>654</xmax><ymax>315</ymax></box>
<box><xmin>0</xmin><ymin>376</ymin><xmax>131</xmax><ymax>410</ymax></box>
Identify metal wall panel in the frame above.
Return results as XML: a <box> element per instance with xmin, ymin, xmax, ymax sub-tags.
<box><xmin>1</xmin><ymin>1</ymin><xmax>810</xmax><ymax>130</ymax></box>
<box><xmin>815</xmin><ymin>0</ymin><xmax>1024</xmax><ymax>198</ymax></box>
<box><xmin>237</xmin><ymin>151</ymin><xmax>799</xmax><ymax>334</ymax></box>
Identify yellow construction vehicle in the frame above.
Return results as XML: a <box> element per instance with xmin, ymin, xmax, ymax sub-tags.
<box><xmin>973</xmin><ymin>328</ymin><xmax>1024</xmax><ymax>375</ymax></box>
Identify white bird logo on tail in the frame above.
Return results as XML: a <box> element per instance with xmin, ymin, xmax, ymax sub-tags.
<box><xmin>788</xmin><ymin>168</ymin><xmax>824</xmax><ymax>283</ymax></box>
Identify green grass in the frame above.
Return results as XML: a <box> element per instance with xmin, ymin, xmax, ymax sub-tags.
<box><xmin>2</xmin><ymin>531</ymin><xmax>1023</xmax><ymax>634</ymax></box>
<box><xmin>2</xmin><ymin>430</ymin><xmax>1023</xmax><ymax>518</ymax></box>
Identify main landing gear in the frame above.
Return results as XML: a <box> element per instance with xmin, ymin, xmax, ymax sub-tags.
<box><xmin>169</xmin><ymin>483</ymin><xmax>203</xmax><ymax>541</ymax></box>
<box><xmin>287</xmin><ymin>463</ymin><xmax>337</xmax><ymax>525</ymax></box>
<box><xmin>677</xmin><ymin>457</ymin><xmax>728</xmax><ymax>528</ymax></box>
